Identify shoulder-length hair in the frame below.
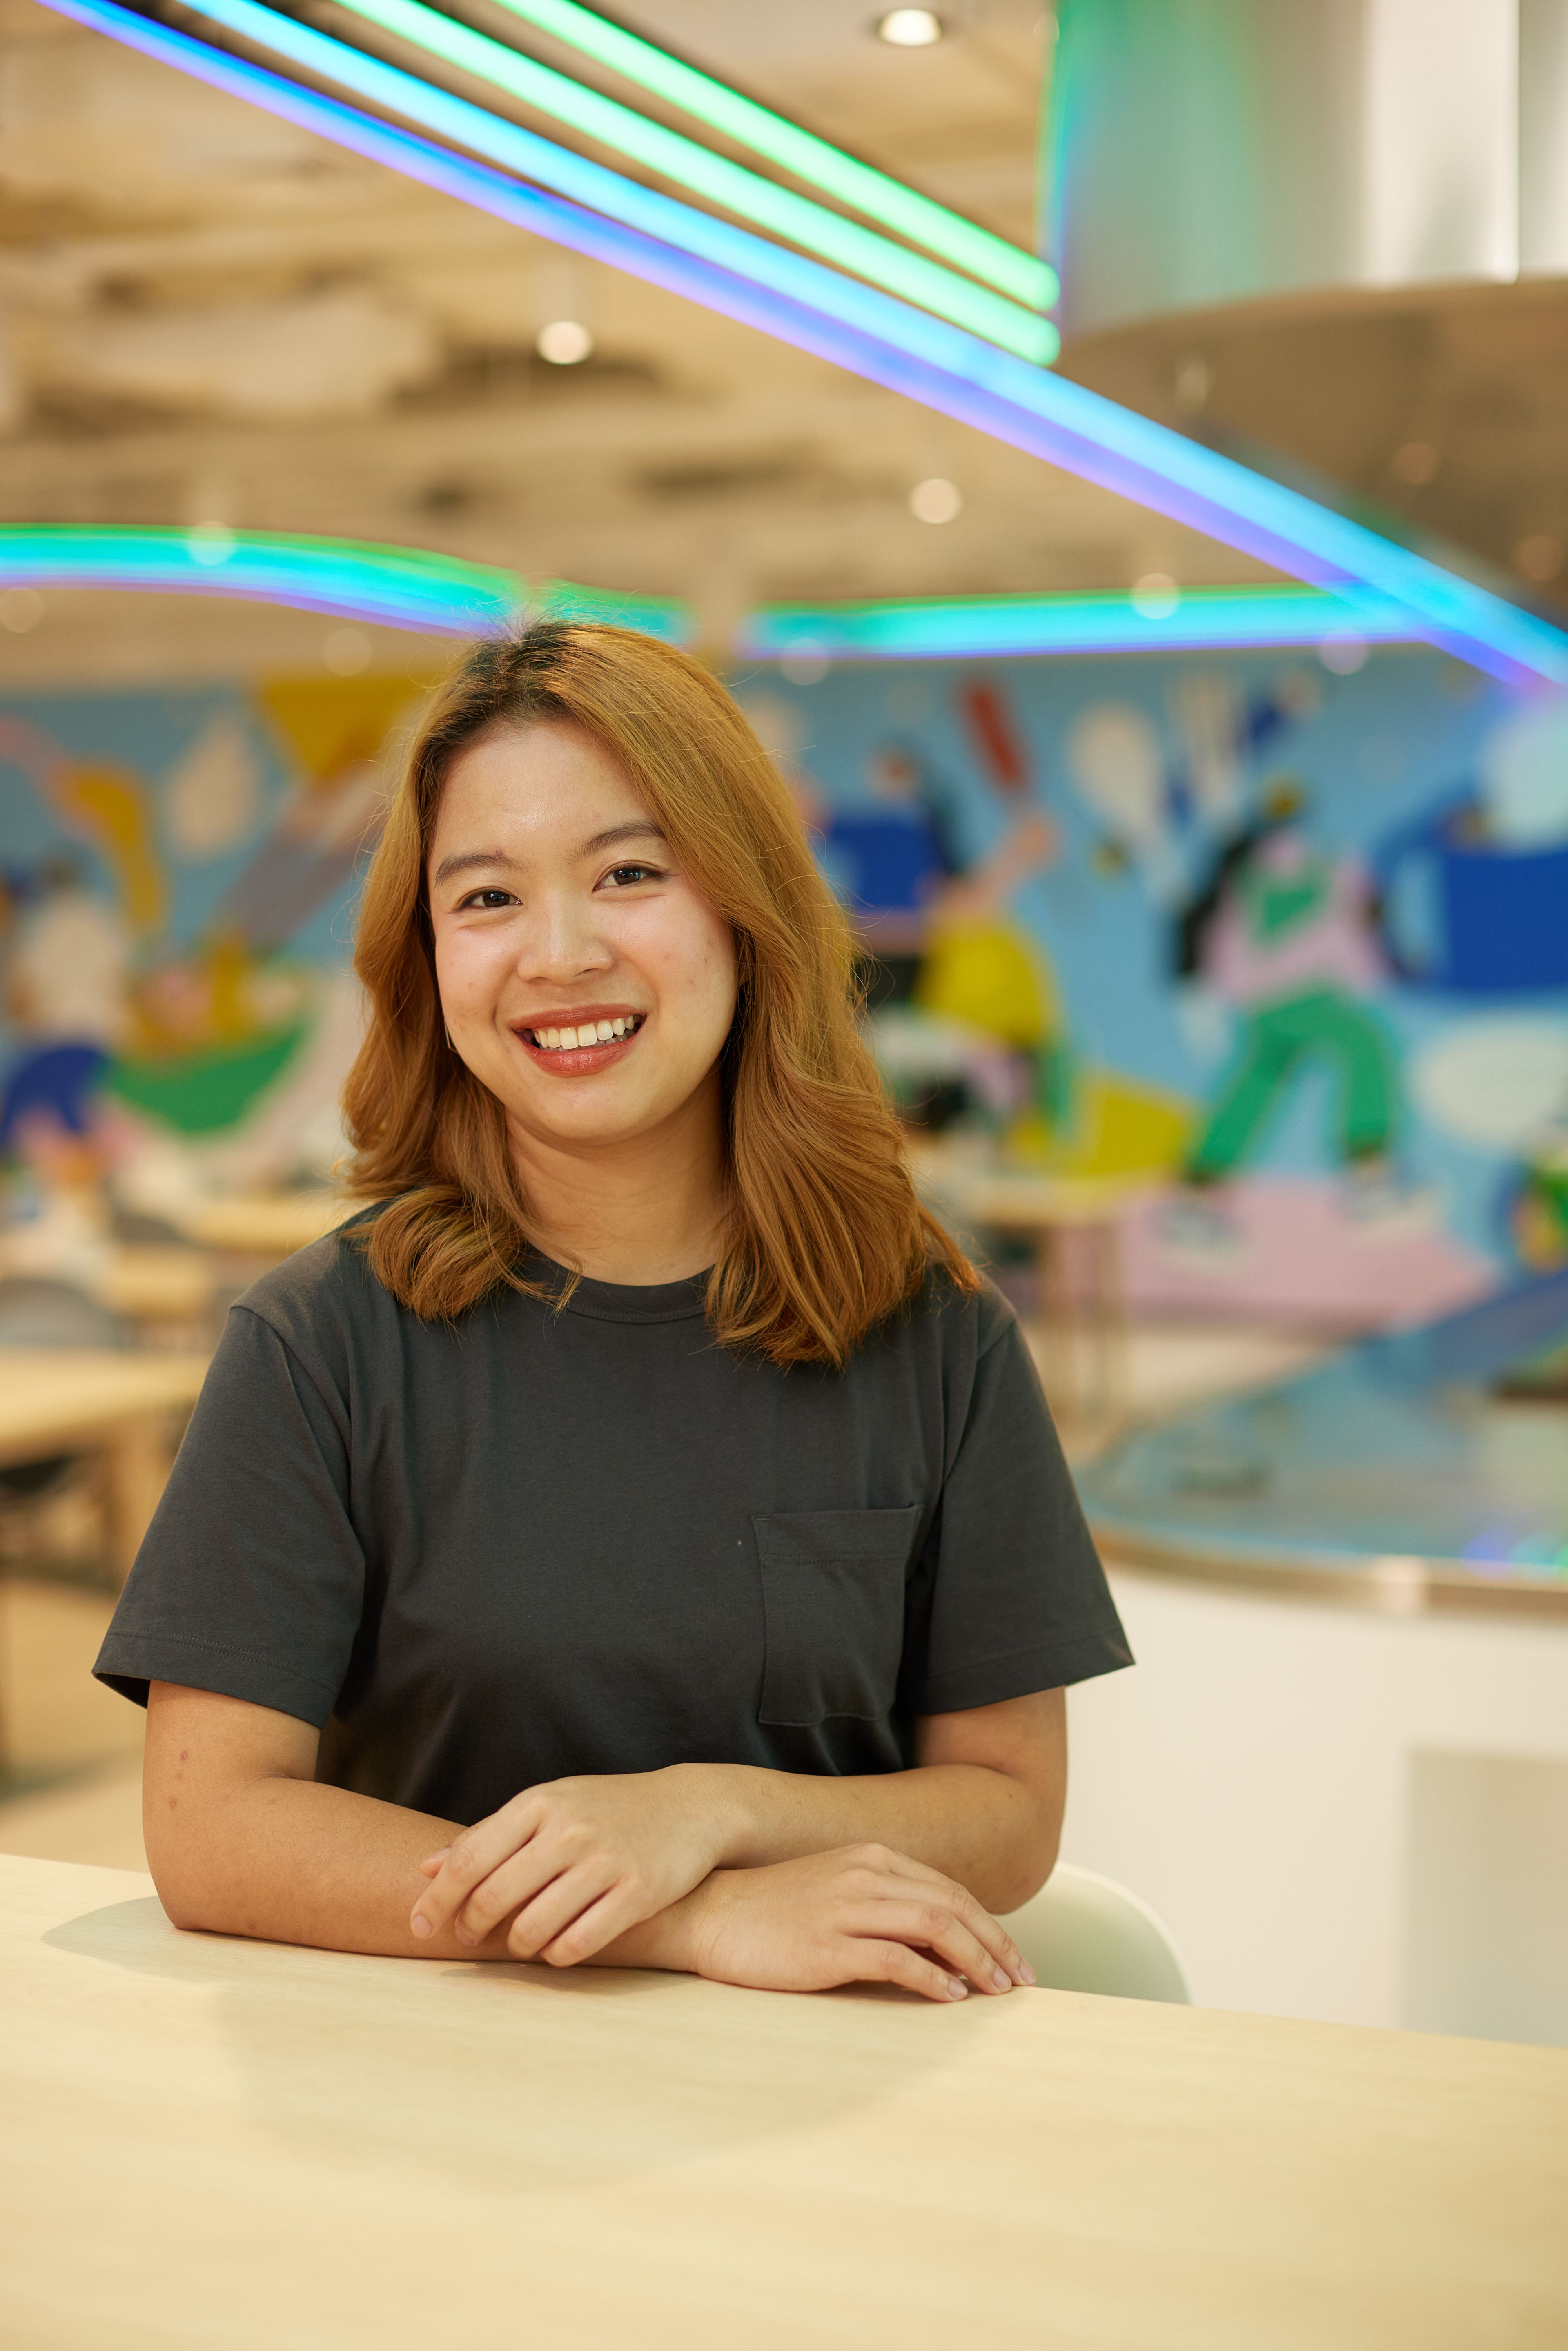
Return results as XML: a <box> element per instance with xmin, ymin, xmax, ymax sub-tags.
<box><xmin>343</xmin><ymin>621</ymin><xmax>977</xmax><ymax>1365</ymax></box>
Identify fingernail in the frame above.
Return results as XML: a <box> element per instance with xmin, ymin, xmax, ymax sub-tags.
<box><xmin>454</xmin><ymin>1925</ymin><xmax>476</xmax><ymax>1946</ymax></box>
<box><xmin>947</xmin><ymin>1977</ymin><xmax>969</xmax><ymax>1999</ymax></box>
<box><xmin>991</xmin><ymin>1965</ymin><xmax>1011</xmax><ymax>1992</ymax></box>
<box><xmin>410</xmin><ymin>1913</ymin><xmax>432</xmax><ymax>1939</ymax></box>
<box><xmin>1020</xmin><ymin>1960</ymin><xmax>1037</xmax><ymax>1986</ymax></box>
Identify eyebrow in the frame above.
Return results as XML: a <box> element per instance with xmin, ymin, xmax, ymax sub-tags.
<box><xmin>582</xmin><ymin>820</ymin><xmax>667</xmax><ymax>854</ymax></box>
<box><xmin>432</xmin><ymin>822</ymin><xmax>665</xmax><ymax>887</ymax></box>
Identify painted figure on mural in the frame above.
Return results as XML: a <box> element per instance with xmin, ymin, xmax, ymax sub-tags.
<box><xmin>1163</xmin><ymin>780</ymin><xmax>1425</xmax><ymax>1253</ymax></box>
<box><xmin>822</xmin><ymin>682</ymin><xmax>1070</xmax><ymax>1151</ymax></box>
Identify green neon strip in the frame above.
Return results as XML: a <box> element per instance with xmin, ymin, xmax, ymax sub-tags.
<box><xmin>490</xmin><ymin>0</ymin><xmax>1054</xmax><ymax>310</ymax></box>
<box><xmin>332</xmin><ymin>0</ymin><xmax>1054</xmax><ymax>358</ymax></box>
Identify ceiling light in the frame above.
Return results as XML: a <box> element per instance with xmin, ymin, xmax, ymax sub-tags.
<box><xmin>877</xmin><ymin>10</ymin><xmax>944</xmax><ymax>45</ymax></box>
<box><xmin>323</xmin><ymin>624</ymin><xmax>374</xmax><ymax>675</ymax></box>
<box><xmin>1391</xmin><ymin>441</ymin><xmax>1439</xmax><ymax>487</ymax></box>
<box><xmin>1319</xmin><ymin>630</ymin><xmax>1368</xmax><ymax>675</ymax></box>
<box><xmin>536</xmin><ymin>318</ymin><xmax>593</xmax><ymax>363</ymax></box>
<box><xmin>327</xmin><ymin>0</ymin><xmax>1053</xmax><ymax>358</ymax></box>
<box><xmin>0</xmin><ymin>587</ymin><xmax>45</xmax><ymax>634</ymax></box>
<box><xmin>41</xmin><ymin>0</ymin><xmax>1568</xmax><ymax>689</ymax></box>
<box><xmin>488</xmin><ymin>0</ymin><xmax>1048</xmax><ymax>307</ymax></box>
<box><xmin>909</xmin><ymin>477</ymin><xmax>961</xmax><ymax>523</ymax></box>
<box><xmin>1131</xmin><ymin>571</ymin><xmax>1179</xmax><ymax>618</ymax></box>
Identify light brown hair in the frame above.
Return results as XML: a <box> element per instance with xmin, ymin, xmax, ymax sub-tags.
<box><xmin>343</xmin><ymin>621</ymin><xmax>977</xmax><ymax>1364</ymax></box>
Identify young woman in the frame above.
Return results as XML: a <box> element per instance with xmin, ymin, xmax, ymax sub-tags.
<box><xmin>96</xmin><ymin>624</ymin><xmax>1129</xmax><ymax>2005</ymax></box>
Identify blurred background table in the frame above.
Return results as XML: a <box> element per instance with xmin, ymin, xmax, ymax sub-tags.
<box><xmin>176</xmin><ymin>1191</ymin><xmax>352</xmax><ymax>1264</ymax></box>
<box><xmin>915</xmin><ymin>1154</ymin><xmax>1153</xmax><ymax>1433</ymax></box>
<box><xmin>0</xmin><ymin>1348</ymin><xmax>207</xmax><ymax>1582</ymax></box>
<box><xmin>4</xmin><ymin>1852</ymin><xmax>1565</xmax><ymax>2351</ymax></box>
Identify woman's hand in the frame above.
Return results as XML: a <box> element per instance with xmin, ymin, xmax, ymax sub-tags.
<box><xmin>670</xmin><ymin>1843</ymin><xmax>1036</xmax><ymax>2005</ymax></box>
<box><xmin>410</xmin><ymin>1765</ymin><xmax>738</xmax><ymax>1963</ymax></box>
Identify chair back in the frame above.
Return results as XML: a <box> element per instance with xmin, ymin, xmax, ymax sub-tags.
<box><xmin>999</xmin><ymin>1862</ymin><xmax>1192</xmax><ymax>2004</ymax></box>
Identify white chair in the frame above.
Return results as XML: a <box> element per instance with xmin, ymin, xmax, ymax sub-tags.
<box><xmin>998</xmin><ymin>1862</ymin><xmax>1192</xmax><ymax>2004</ymax></box>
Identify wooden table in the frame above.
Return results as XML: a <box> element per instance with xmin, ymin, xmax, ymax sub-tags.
<box><xmin>178</xmin><ymin>1191</ymin><xmax>351</xmax><ymax>1262</ymax></box>
<box><xmin>956</xmin><ymin>1171</ymin><xmax>1151</xmax><ymax>1430</ymax></box>
<box><xmin>2</xmin><ymin>1854</ymin><xmax>1564</xmax><ymax>2351</ymax></box>
<box><xmin>0</xmin><ymin>1349</ymin><xmax>207</xmax><ymax>1579</ymax></box>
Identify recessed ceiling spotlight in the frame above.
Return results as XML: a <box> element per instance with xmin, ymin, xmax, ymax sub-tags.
<box><xmin>323</xmin><ymin>624</ymin><xmax>373</xmax><ymax>675</ymax></box>
<box><xmin>909</xmin><ymin>477</ymin><xmax>961</xmax><ymax>523</ymax></box>
<box><xmin>876</xmin><ymin>11</ymin><xmax>944</xmax><ymax>47</ymax></box>
<box><xmin>1131</xmin><ymin>570</ymin><xmax>1179</xmax><ymax>618</ymax></box>
<box><xmin>1391</xmin><ymin>440</ymin><xmax>1439</xmax><ymax>487</ymax></box>
<box><xmin>536</xmin><ymin>319</ymin><xmax>594</xmax><ymax>365</ymax></box>
<box><xmin>0</xmin><ymin>587</ymin><xmax>45</xmax><ymax>635</ymax></box>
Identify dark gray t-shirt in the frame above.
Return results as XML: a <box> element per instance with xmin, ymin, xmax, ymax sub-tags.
<box><xmin>96</xmin><ymin>1217</ymin><xmax>1129</xmax><ymax>1825</ymax></box>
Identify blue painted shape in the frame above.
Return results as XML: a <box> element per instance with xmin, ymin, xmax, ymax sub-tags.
<box><xmin>0</xmin><ymin>1043</ymin><xmax>110</xmax><ymax>1152</ymax></box>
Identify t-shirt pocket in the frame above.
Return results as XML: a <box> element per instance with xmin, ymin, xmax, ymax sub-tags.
<box><xmin>752</xmin><ymin>1504</ymin><xmax>924</xmax><ymax>1727</ymax></box>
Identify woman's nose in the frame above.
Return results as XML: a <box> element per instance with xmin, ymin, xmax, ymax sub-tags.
<box><xmin>515</xmin><ymin>891</ymin><xmax>612</xmax><ymax>982</ymax></box>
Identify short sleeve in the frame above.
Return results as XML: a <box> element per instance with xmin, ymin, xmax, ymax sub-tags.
<box><xmin>899</xmin><ymin>1308</ymin><xmax>1131</xmax><ymax>1715</ymax></box>
<box><xmin>94</xmin><ymin>1305</ymin><xmax>365</xmax><ymax>1727</ymax></box>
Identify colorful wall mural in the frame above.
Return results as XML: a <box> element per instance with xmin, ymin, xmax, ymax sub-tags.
<box><xmin>0</xmin><ymin>672</ymin><xmax>430</xmax><ymax>1257</ymax></box>
<box><xmin>737</xmin><ymin>646</ymin><xmax>1568</xmax><ymax>1329</ymax></box>
<box><xmin>4</xmin><ymin>642</ymin><xmax>1567</xmax><ymax>1330</ymax></box>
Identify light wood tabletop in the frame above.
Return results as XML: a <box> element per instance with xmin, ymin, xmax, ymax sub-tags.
<box><xmin>178</xmin><ymin>1191</ymin><xmax>352</xmax><ymax>1260</ymax></box>
<box><xmin>0</xmin><ymin>1348</ymin><xmax>207</xmax><ymax>1578</ymax></box>
<box><xmin>2</xmin><ymin>1855</ymin><xmax>1565</xmax><ymax>2351</ymax></box>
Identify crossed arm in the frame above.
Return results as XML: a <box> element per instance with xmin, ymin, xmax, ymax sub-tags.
<box><xmin>143</xmin><ymin>1681</ymin><xmax>1066</xmax><ymax>2004</ymax></box>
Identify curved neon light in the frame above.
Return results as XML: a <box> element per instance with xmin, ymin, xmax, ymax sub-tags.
<box><xmin>33</xmin><ymin>0</ymin><xmax>1568</xmax><ymax>689</ymax></box>
<box><xmin>0</xmin><ymin>528</ymin><xmax>1420</xmax><ymax>661</ymax></box>
<box><xmin>0</xmin><ymin>528</ymin><xmax>687</xmax><ymax>641</ymax></box>
<box><xmin>154</xmin><ymin>0</ymin><xmax>1059</xmax><ymax>378</ymax></box>
<box><xmin>485</xmin><ymin>0</ymin><xmax>1054</xmax><ymax>310</ymax></box>
<box><xmin>330</xmin><ymin>0</ymin><xmax>1054</xmax><ymax>360</ymax></box>
<box><xmin>738</xmin><ymin>587</ymin><xmax>1416</xmax><ymax>662</ymax></box>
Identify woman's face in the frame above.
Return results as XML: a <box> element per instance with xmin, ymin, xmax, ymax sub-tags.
<box><xmin>428</xmin><ymin>720</ymin><xmax>738</xmax><ymax>1157</ymax></box>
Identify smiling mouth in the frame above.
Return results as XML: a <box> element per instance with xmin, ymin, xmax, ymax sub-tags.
<box><xmin>519</xmin><ymin>1012</ymin><xmax>646</xmax><ymax>1053</ymax></box>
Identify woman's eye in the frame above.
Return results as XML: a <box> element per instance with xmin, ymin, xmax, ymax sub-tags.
<box><xmin>459</xmin><ymin>888</ymin><xmax>517</xmax><ymax>911</ymax></box>
<box><xmin>601</xmin><ymin>863</ymin><xmax>662</xmax><ymax>889</ymax></box>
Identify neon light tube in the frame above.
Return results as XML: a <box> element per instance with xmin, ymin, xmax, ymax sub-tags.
<box><xmin>0</xmin><ymin>525</ymin><xmax>688</xmax><ymax>640</ymax></box>
<box><xmin>327</xmin><ymin>0</ymin><xmax>1054</xmax><ymax>360</ymax></box>
<box><xmin>164</xmin><ymin>0</ymin><xmax>1059</xmax><ymax>377</ymax></box>
<box><xmin>482</xmin><ymin>0</ymin><xmax>1053</xmax><ymax>310</ymax></box>
<box><xmin>739</xmin><ymin>587</ymin><xmax>1418</xmax><ymax>662</ymax></box>
<box><xmin>0</xmin><ymin>528</ymin><xmax>1412</xmax><ymax>659</ymax></box>
<box><xmin>41</xmin><ymin>0</ymin><xmax>1568</xmax><ymax>687</ymax></box>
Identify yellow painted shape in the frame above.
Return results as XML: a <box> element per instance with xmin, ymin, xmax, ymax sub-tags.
<box><xmin>256</xmin><ymin>674</ymin><xmax>434</xmax><ymax>790</ymax></box>
<box><xmin>915</xmin><ymin>918</ymin><xmax>1060</xmax><ymax>1051</ymax></box>
<box><xmin>56</xmin><ymin>766</ymin><xmax>164</xmax><ymax>935</ymax></box>
<box><xmin>1008</xmin><ymin>1068</ymin><xmax>1194</xmax><ymax>1180</ymax></box>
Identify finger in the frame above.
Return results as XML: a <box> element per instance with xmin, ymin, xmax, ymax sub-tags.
<box><xmin>418</xmin><ymin>1847</ymin><xmax>452</xmax><ymax>1878</ymax></box>
<box><xmin>852</xmin><ymin>1898</ymin><xmax>1017</xmax><ymax>1994</ymax></box>
<box><xmin>530</xmin><ymin>1879</ymin><xmax>646</xmax><ymax>1968</ymax></box>
<box><xmin>852</xmin><ymin>1937</ymin><xmax>971</xmax><ymax>2005</ymax></box>
<box><xmin>410</xmin><ymin>1797</ymin><xmax>541</xmax><ymax>1938</ymax></box>
<box><xmin>851</xmin><ymin>1852</ymin><xmax>1032</xmax><ymax>1986</ymax></box>
<box><xmin>454</xmin><ymin>1844</ymin><xmax>603</xmax><ymax>1948</ymax></box>
<box><xmin>480</xmin><ymin>1856</ymin><xmax>611</xmax><ymax>1957</ymax></box>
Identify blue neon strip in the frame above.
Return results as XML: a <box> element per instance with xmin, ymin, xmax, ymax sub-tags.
<box><xmin>739</xmin><ymin>588</ymin><xmax>1418</xmax><ymax>662</ymax></box>
<box><xmin>39</xmin><ymin>0</ymin><xmax>1568</xmax><ymax>688</ymax></box>
<box><xmin>142</xmin><ymin>0</ymin><xmax>1053</xmax><ymax>377</ymax></box>
<box><xmin>0</xmin><ymin>527</ymin><xmax>689</xmax><ymax>640</ymax></box>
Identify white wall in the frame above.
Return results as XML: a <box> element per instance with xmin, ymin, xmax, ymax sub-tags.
<box><xmin>1062</xmin><ymin>1566</ymin><xmax>1568</xmax><ymax>2041</ymax></box>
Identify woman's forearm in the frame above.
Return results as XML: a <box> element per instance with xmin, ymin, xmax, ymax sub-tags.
<box><xmin>693</xmin><ymin>1759</ymin><xmax>1057</xmax><ymax>1914</ymax></box>
<box><xmin>149</xmin><ymin>1772</ymin><xmax>519</xmax><ymax>1961</ymax></box>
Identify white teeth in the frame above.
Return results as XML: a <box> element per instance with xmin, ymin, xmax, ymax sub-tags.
<box><xmin>528</xmin><ymin>1015</ymin><xmax>641</xmax><ymax>1051</ymax></box>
